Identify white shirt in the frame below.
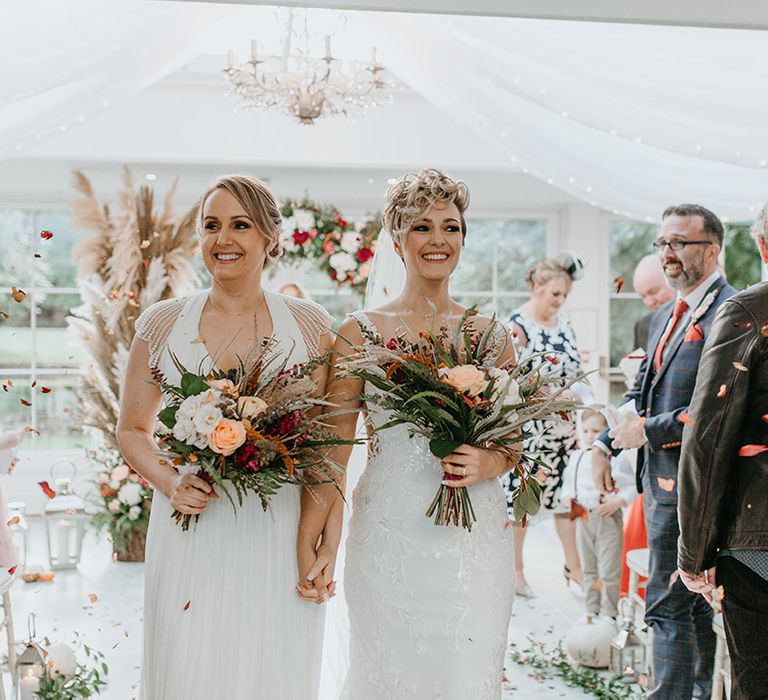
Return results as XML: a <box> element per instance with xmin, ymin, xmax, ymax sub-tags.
<box><xmin>657</xmin><ymin>270</ymin><xmax>721</xmax><ymax>345</ymax></box>
<box><xmin>560</xmin><ymin>448</ymin><xmax>637</xmax><ymax>510</ymax></box>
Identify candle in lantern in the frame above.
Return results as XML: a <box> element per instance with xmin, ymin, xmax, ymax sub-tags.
<box><xmin>371</xmin><ymin>46</ymin><xmax>378</xmax><ymax>66</ymax></box>
<box><xmin>56</xmin><ymin>519</ymin><xmax>70</xmax><ymax>566</ymax></box>
<box><xmin>324</xmin><ymin>35</ymin><xmax>331</xmax><ymax>60</ymax></box>
<box><xmin>228</xmin><ymin>49</ymin><xmax>236</xmax><ymax>70</ymax></box>
<box><xmin>20</xmin><ymin>674</ymin><xmax>40</xmax><ymax>700</ymax></box>
<box><xmin>250</xmin><ymin>39</ymin><xmax>258</xmax><ymax>62</ymax></box>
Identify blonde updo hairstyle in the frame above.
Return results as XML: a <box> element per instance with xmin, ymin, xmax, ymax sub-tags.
<box><xmin>525</xmin><ymin>252</ymin><xmax>584</xmax><ymax>290</ymax></box>
<box><xmin>197</xmin><ymin>175</ymin><xmax>283</xmax><ymax>268</ymax></box>
<box><xmin>383</xmin><ymin>168</ymin><xmax>470</xmax><ymax>249</ymax></box>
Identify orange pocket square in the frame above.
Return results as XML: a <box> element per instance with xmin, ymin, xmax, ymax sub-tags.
<box><xmin>684</xmin><ymin>323</ymin><xmax>704</xmax><ymax>342</ymax></box>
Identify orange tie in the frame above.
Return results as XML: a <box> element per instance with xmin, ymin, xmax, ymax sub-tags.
<box><xmin>653</xmin><ymin>298</ymin><xmax>689</xmax><ymax>371</ymax></box>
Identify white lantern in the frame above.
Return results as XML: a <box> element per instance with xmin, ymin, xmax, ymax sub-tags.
<box><xmin>43</xmin><ymin>461</ymin><xmax>87</xmax><ymax>570</ymax></box>
<box><xmin>610</xmin><ymin>597</ymin><xmax>647</xmax><ymax>676</ymax></box>
<box><xmin>6</xmin><ymin>501</ymin><xmax>29</xmax><ymax>568</ymax></box>
<box><xmin>15</xmin><ymin>614</ymin><xmax>47</xmax><ymax>700</ymax></box>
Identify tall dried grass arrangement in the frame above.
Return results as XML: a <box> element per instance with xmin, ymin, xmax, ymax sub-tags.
<box><xmin>68</xmin><ymin>167</ymin><xmax>200</xmax><ymax>452</ymax></box>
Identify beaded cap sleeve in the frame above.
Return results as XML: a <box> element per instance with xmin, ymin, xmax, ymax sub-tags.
<box><xmin>134</xmin><ymin>297</ymin><xmax>189</xmax><ymax>368</ymax></box>
<box><xmin>282</xmin><ymin>296</ymin><xmax>334</xmax><ymax>359</ymax></box>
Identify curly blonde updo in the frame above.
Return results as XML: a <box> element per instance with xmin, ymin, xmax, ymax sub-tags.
<box><xmin>525</xmin><ymin>252</ymin><xmax>585</xmax><ymax>289</ymax></box>
<box><xmin>197</xmin><ymin>175</ymin><xmax>283</xmax><ymax>268</ymax></box>
<box><xmin>383</xmin><ymin>168</ymin><xmax>470</xmax><ymax>248</ymax></box>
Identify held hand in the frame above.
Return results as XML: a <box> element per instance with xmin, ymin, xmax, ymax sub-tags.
<box><xmin>591</xmin><ymin>447</ymin><xmax>614</xmax><ymax>494</ymax></box>
<box><xmin>608</xmin><ymin>413</ymin><xmax>647</xmax><ymax>450</ymax></box>
<box><xmin>168</xmin><ymin>473</ymin><xmax>219</xmax><ymax>515</ymax></box>
<box><xmin>678</xmin><ymin>567</ymin><xmax>717</xmax><ymax>602</ymax></box>
<box><xmin>297</xmin><ymin>541</ymin><xmax>337</xmax><ymax>605</ymax></box>
<box><xmin>595</xmin><ymin>494</ymin><xmax>624</xmax><ymax>517</ymax></box>
<box><xmin>441</xmin><ymin>445</ymin><xmax>508</xmax><ymax>488</ymax></box>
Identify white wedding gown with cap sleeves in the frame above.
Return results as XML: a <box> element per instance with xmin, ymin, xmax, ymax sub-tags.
<box><xmin>339</xmin><ymin>311</ymin><xmax>516</xmax><ymax>700</ymax></box>
<box><xmin>134</xmin><ymin>289</ymin><xmax>332</xmax><ymax>700</ymax></box>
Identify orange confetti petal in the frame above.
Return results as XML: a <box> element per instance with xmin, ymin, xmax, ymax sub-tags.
<box><xmin>657</xmin><ymin>477</ymin><xmax>675</xmax><ymax>492</ymax></box>
<box><xmin>738</xmin><ymin>444</ymin><xmax>768</xmax><ymax>457</ymax></box>
<box><xmin>89</xmin><ymin>593</ymin><xmax>98</xmax><ymax>603</ymax></box>
<box><xmin>140</xmin><ymin>239</ymin><xmax>151</xmax><ymax>249</ymax></box>
<box><xmin>613</xmin><ymin>276</ymin><xmax>624</xmax><ymax>294</ymax></box>
<box><xmin>30</xmin><ymin>380</ymin><xmax>36</xmax><ymax>388</ymax></box>
<box><xmin>678</xmin><ymin>412</ymin><xmax>694</xmax><ymax>425</ymax></box>
<box><xmin>40</xmin><ymin>230</ymin><xmax>53</xmax><ymax>240</ymax></box>
<box><xmin>592</xmin><ymin>579</ymin><xmax>604</xmax><ymax>591</ymax></box>
<box><xmin>732</xmin><ymin>362</ymin><xmax>748</xmax><ymax>372</ymax></box>
<box><xmin>183</xmin><ymin>600</ymin><xmax>191</xmax><ymax>611</ymax></box>
<box><xmin>715</xmin><ymin>585</ymin><xmax>725</xmax><ymax>601</ymax></box>
<box><xmin>0</xmin><ymin>311</ymin><xmax>8</xmax><ymax>320</ymax></box>
<box><xmin>40</xmin><ymin>386</ymin><xmax>52</xmax><ymax>393</ymax></box>
<box><xmin>24</xmin><ymin>426</ymin><xmax>40</xmax><ymax>436</ymax></box>
<box><xmin>11</xmin><ymin>287</ymin><xmax>26</xmax><ymax>303</ymax></box>
<box><xmin>716</xmin><ymin>384</ymin><xmax>728</xmax><ymax>398</ymax></box>
<box><xmin>38</xmin><ymin>481</ymin><xmax>56</xmax><ymax>499</ymax></box>
<box><xmin>19</xmin><ymin>398</ymin><xmax>31</xmax><ymax>407</ymax></box>
<box><xmin>6</xmin><ymin>515</ymin><xmax>19</xmax><ymax>527</ymax></box>
<box><xmin>762</xmin><ymin>414</ymin><xmax>768</xmax><ymax>423</ymax></box>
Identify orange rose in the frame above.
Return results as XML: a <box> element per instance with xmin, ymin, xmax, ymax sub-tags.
<box><xmin>207</xmin><ymin>378</ymin><xmax>239</xmax><ymax>398</ymax></box>
<box><xmin>208</xmin><ymin>418</ymin><xmax>246</xmax><ymax>456</ymax></box>
<box><xmin>439</xmin><ymin>364</ymin><xmax>488</xmax><ymax>397</ymax></box>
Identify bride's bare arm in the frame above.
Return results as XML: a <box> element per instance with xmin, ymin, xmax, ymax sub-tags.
<box><xmin>297</xmin><ymin>317</ymin><xmax>364</xmax><ymax>602</ymax></box>
<box><xmin>117</xmin><ymin>336</ymin><xmax>217</xmax><ymax>514</ymax></box>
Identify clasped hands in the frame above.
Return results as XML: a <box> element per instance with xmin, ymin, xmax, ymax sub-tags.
<box><xmin>440</xmin><ymin>444</ymin><xmax>512</xmax><ymax>488</ymax></box>
<box><xmin>296</xmin><ymin>541</ymin><xmax>337</xmax><ymax>605</ymax></box>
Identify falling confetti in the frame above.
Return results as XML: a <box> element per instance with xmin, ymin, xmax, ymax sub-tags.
<box><xmin>183</xmin><ymin>600</ymin><xmax>191</xmax><ymax>611</ymax></box>
<box><xmin>6</xmin><ymin>515</ymin><xmax>20</xmax><ymax>527</ymax></box>
<box><xmin>762</xmin><ymin>414</ymin><xmax>768</xmax><ymax>423</ymax></box>
<box><xmin>7</xmin><ymin>566</ymin><xmax>16</xmax><ymax>576</ymax></box>
<box><xmin>89</xmin><ymin>593</ymin><xmax>98</xmax><ymax>603</ymax></box>
<box><xmin>19</xmin><ymin>398</ymin><xmax>31</xmax><ymax>407</ymax></box>
<box><xmin>140</xmin><ymin>239</ymin><xmax>151</xmax><ymax>249</ymax></box>
<box><xmin>732</xmin><ymin>362</ymin><xmax>748</xmax><ymax>372</ymax></box>
<box><xmin>38</xmin><ymin>481</ymin><xmax>57</xmax><ymax>499</ymax></box>
<box><xmin>0</xmin><ymin>311</ymin><xmax>8</xmax><ymax>320</ymax></box>
<box><xmin>11</xmin><ymin>287</ymin><xmax>26</xmax><ymax>303</ymax></box>
<box><xmin>33</xmin><ymin>253</ymin><xmax>41</xmax><ymax>259</ymax></box>
<box><xmin>715</xmin><ymin>585</ymin><xmax>725</xmax><ymax>602</ymax></box>
<box><xmin>30</xmin><ymin>380</ymin><xmax>36</xmax><ymax>388</ymax></box>
<box><xmin>592</xmin><ymin>579</ymin><xmax>604</xmax><ymax>591</ymax></box>
<box><xmin>40</xmin><ymin>386</ymin><xmax>52</xmax><ymax>393</ymax></box>
<box><xmin>657</xmin><ymin>477</ymin><xmax>675</xmax><ymax>492</ymax></box>
<box><xmin>40</xmin><ymin>230</ymin><xmax>54</xmax><ymax>240</ymax></box>
<box><xmin>716</xmin><ymin>384</ymin><xmax>728</xmax><ymax>398</ymax></box>
<box><xmin>613</xmin><ymin>276</ymin><xmax>624</xmax><ymax>293</ymax></box>
<box><xmin>762</xmin><ymin>324</ymin><xmax>768</xmax><ymax>338</ymax></box>
<box><xmin>734</xmin><ymin>321</ymin><xmax>753</xmax><ymax>329</ymax></box>
<box><xmin>24</xmin><ymin>426</ymin><xmax>40</xmax><ymax>436</ymax></box>
<box><xmin>678</xmin><ymin>412</ymin><xmax>694</xmax><ymax>425</ymax></box>
<box><xmin>737</xmin><ymin>444</ymin><xmax>768</xmax><ymax>457</ymax></box>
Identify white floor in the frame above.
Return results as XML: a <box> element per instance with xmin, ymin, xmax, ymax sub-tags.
<box><xmin>3</xmin><ymin>518</ymin><xmax>596</xmax><ymax>699</ymax></box>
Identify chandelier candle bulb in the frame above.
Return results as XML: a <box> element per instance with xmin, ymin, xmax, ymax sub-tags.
<box><xmin>324</xmin><ymin>35</ymin><xmax>331</xmax><ymax>60</ymax></box>
<box><xmin>228</xmin><ymin>49</ymin><xmax>236</xmax><ymax>70</ymax></box>
<box><xmin>371</xmin><ymin>46</ymin><xmax>378</xmax><ymax>65</ymax></box>
<box><xmin>251</xmin><ymin>40</ymin><xmax>258</xmax><ymax>63</ymax></box>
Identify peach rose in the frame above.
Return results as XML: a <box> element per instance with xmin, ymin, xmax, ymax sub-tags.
<box><xmin>208</xmin><ymin>418</ymin><xmax>247</xmax><ymax>456</ymax></box>
<box><xmin>237</xmin><ymin>396</ymin><xmax>269</xmax><ymax>421</ymax></box>
<box><xmin>439</xmin><ymin>364</ymin><xmax>488</xmax><ymax>397</ymax></box>
<box><xmin>207</xmin><ymin>378</ymin><xmax>239</xmax><ymax>398</ymax></box>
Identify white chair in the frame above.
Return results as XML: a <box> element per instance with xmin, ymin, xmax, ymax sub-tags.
<box><xmin>711</xmin><ymin>611</ymin><xmax>731</xmax><ymax>700</ymax></box>
<box><xmin>0</xmin><ymin>574</ymin><xmax>15</xmax><ymax>700</ymax></box>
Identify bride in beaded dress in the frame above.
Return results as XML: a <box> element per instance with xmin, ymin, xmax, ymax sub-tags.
<box><xmin>117</xmin><ymin>175</ymin><xmax>337</xmax><ymax>699</ymax></box>
<box><xmin>306</xmin><ymin>169</ymin><xmax>516</xmax><ymax>699</ymax></box>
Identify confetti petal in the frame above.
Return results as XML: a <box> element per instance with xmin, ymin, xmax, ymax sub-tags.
<box><xmin>657</xmin><ymin>477</ymin><xmax>675</xmax><ymax>492</ymax></box>
<box><xmin>38</xmin><ymin>481</ymin><xmax>56</xmax><ymax>499</ymax></box>
<box><xmin>716</xmin><ymin>384</ymin><xmax>728</xmax><ymax>398</ymax></box>
<box><xmin>30</xmin><ymin>380</ymin><xmax>36</xmax><ymax>388</ymax></box>
<box><xmin>678</xmin><ymin>412</ymin><xmax>694</xmax><ymax>425</ymax></box>
<box><xmin>19</xmin><ymin>398</ymin><xmax>31</xmax><ymax>407</ymax></box>
<box><xmin>183</xmin><ymin>600</ymin><xmax>191</xmax><ymax>611</ymax></box>
<box><xmin>40</xmin><ymin>386</ymin><xmax>52</xmax><ymax>393</ymax></box>
<box><xmin>613</xmin><ymin>276</ymin><xmax>624</xmax><ymax>293</ymax></box>
<box><xmin>715</xmin><ymin>585</ymin><xmax>725</xmax><ymax>601</ymax></box>
<box><xmin>0</xmin><ymin>311</ymin><xmax>8</xmax><ymax>320</ymax></box>
<box><xmin>732</xmin><ymin>362</ymin><xmax>748</xmax><ymax>372</ymax></box>
<box><xmin>140</xmin><ymin>239</ymin><xmax>151</xmax><ymax>249</ymax></box>
<box><xmin>11</xmin><ymin>287</ymin><xmax>26</xmax><ymax>303</ymax></box>
<box><xmin>89</xmin><ymin>593</ymin><xmax>98</xmax><ymax>603</ymax></box>
<box><xmin>737</xmin><ymin>444</ymin><xmax>768</xmax><ymax>457</ymax></box>
<box><xmin>40</xmin><ymin>230</ymin><xmax>53</xmax><ymax>240</ymax></box>
<box><xmin>6</xmin><ymin>515</ymin><xmax>19</xmax><ymax>527</ymax></box>
<box><xmin>7</xmin><ymin>565</ymin><xmax>16</xmax><ymax>575</ymax></box>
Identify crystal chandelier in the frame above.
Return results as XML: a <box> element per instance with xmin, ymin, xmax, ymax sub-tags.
<box><xmin>224</xmin><ymin>10</ymin><xmax>391</xmax><ymax>125</ymax></box>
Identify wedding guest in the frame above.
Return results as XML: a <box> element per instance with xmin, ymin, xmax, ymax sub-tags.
<box><xmin>502</xmin><ymin>253</ymin><xmax>593</xmax><ymax>597</ymax></box>
<box><xmin>560</xmin><ymin>409</ymin><xmax>636</xmax><ymax>620</ymax></box>
<box><xmin>677</xmin><ymin>203</ymin><xmax>768</xmax><ymax>699</ymax></box>
<box><xmin>593</xmin><ymin>204</ymin><xmax>736</xmax><ymax>700</ymax></box>
<box><xmin>632</xmin><ymin>254</ymin><xmax>675</xmax><ymax>351</ymax></box>
<box><xmin>278</xmin><ymin>281</ymin><xmax>309</xmax><ymax>299</ymax></box>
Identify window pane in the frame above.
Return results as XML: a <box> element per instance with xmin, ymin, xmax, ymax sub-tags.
<box><xmin>36</xmin><ymin>292</ymin><xmax>84</xmax><ymax>367</ymax></box>
<box><xmin>495</xmin><ymin>294</ymin><xmax>529</xmax><ymax>322</ymax></box>
<box><xmin>610</xmin><ymin>221</ymin><xmax>657</xmax><ymax>294</ymax></box>
<box><xmin>497</xmin><ymin>220</ymin><xmax>548</xmax><ymax>292</ymax></box>
<box><xmin>0</xmin><ymin>209</ymin><xmax>34</xmax><ymax>287</ymax></box>
<box><xmin>610</xmin><ymin>297</ymin><xmax>649</xmax><ymax>365</ymax></box>
<box><xmin>34</xmin><ymin>377</ymin><xmax>86</xmax><ymax>450</ymax></box>
<box><xmin>32</xmin><ymin>210</ymin><xmax>80</xmax><ymax>288</ymax></box>
<box><xmin>452</xmin><ymin>220</ymin><xmax>494</xmax><ymax>292</ymax></box>
<box><xmin>0</xmin><ymin>375</ymin><xmax>32</xmax><ymax>432</ymax></box>
<box><xmin>725</xmin><ymin>222</ymin><xmax>761</xmax><ymax>291</ymax></box>
<box><xmin>0</xmin><ymin>292</ymin><xmax>32</xmax><ymax>368</ymax></box>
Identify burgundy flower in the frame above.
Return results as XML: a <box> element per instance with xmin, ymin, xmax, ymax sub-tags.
<box><xmin>356</xmin><ymin>247</ymin><xmax>373</xmax><ymax>262</ymax></box>
<box><xmin>293</xmin><ymin>230</ymin><xmax>310</xmax><ymax>245</ymax></box>
<box><xmin>234</xmin><ymin>444</ymin><xmax>262</xmax><ymax>473</ymax></box>
<box><xmin>386</xmin><ymin>338</ymin><xmax>398</xmax><ymax>350</ymax></box>
<box><xmin>335</xmin><ymin>216</ymin><xmax>348</xmax><ymax>228</ymax></box>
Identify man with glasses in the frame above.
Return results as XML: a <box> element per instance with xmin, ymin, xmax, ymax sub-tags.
<box><xmin>592</xmin><ymin>204</ymin><xmax>736</xmax><ymax>699</ymax></box>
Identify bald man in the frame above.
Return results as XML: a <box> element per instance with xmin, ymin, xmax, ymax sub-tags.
<box><xmin>633</xmin><ymin>254</ymin><xmax>676</xmax><ymax>350</ymax></box>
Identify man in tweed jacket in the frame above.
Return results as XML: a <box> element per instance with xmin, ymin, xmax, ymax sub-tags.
<box><xmin>592</xmin><ymin>204</ymin><xmax>736</xmax><ymax>699</ymax></box>
<box><xmin>677</xmin><ymin>205</ymin><xmax>768</xmax><ymax>699</ymax></box>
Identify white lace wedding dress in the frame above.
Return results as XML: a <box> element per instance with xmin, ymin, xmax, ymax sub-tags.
<box><xmin>340</xmin><ymin>312</ymin><xmax>516</xmax><ymax>699</ymax></box>
<box><xmin>135</xmin><ymin>289</ymin><xmax>330</xmax><ymax>700</ymax></box>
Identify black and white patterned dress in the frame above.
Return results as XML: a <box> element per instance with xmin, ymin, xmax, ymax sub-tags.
<box><xmin>501</xmin><ymin>309</ymin><xmax>585</xmax><ymax>512</ymax></box>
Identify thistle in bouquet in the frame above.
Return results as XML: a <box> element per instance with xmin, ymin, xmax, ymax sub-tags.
<box><xmin>154</xmin><ymin>337</ymin><xmax>347</xmax><ymax>530</ymax></box>
<box><xmin>341</xmin><ymin>309</ymin><xmax>581</xmax><ymax>531</ymax></box>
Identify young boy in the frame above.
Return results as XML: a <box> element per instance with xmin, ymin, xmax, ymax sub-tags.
<box><xmin>560</xmin><ymin>408</ymin><xmax>637</xmax><ymax>620</ymax></box>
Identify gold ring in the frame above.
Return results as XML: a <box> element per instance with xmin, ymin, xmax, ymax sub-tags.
<box><xmin>462</xmin><ymin>466</ymin><xmax>466</xmax><ymax>477</ymax></box>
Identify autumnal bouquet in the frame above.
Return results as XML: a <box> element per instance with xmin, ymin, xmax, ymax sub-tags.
<box><xmin>341</xmin><ymin>311</ymin><xmax>579</xmax><ymax>531</ymax></box>
<box><xmin>89</xmin><ymin>450</ymin><xmax>152</xmax><ymax>558</ymax></box>
<box><xmin>154</xmin><ymin>340</ymin><xmax>345</xmax><ymax>530</ymax></box>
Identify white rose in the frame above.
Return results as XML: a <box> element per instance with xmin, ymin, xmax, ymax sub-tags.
<box><xmin>281</xmin><ymin>215</ymin><xmax>297</xmax><ymax>238</ymax></box>
<box><xmin>329</xmin><ymin>252</ymin><xmax>356</xmax><ymax>274</ymax></box>
<box><xmin>111</xmin><ymin>464</ymin><xmax>130</xmax><ymax>482</ymax></box>
<box><xmin>172</xmin><ymin>415</ymin><xmax>197</xmax><ymax>444</ymax></box>
<box><xmin>504</xmin><ymin>378</ymin><xmax>522</xmax><ymax>406</ymax></box>
<box><xmin>128</xmin><ymin>505</ymin><xmax>142</xmax><ymax>521</ymax></box>
<box><xmin>193</xmin><ymin>404</ymin><xmax>224</xmax><ymax>437</ymax></box>
<box><xmin>47</xmin><ymin>643</ymin><xmax>77</xmax><ymax>678</ymax></box>
<box><xmin>198</xmin><ymin>389</ymin><xmax>220</xmax><ymax>406</ymax></box>
<box><xmin>109</xmin><ymin>479</ymin><xmax>121</xmax><ymax>490</ymax></box>
<box><xmin>340</xmin><ymin>231</ymin><xmax>361</xmax><ymax>253</ymax></box>
<box><xmin>294</xmin><ymin>208</ymin><xmax>315</xmax><ymax>231</ymax></box>
<box><xmin>118</xmin><ymin>482</ymin><xmax>143</xmax><ymax>507</ymax></box>
<box><xmin>237</xmin><ymin>396</ymin><xmax>269</xmax><ymax>420</ymax></box>
<box><xmin>108</xmin><ymin>498</ymin><xmax>121</xmax><ymax>513</ymax></box>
